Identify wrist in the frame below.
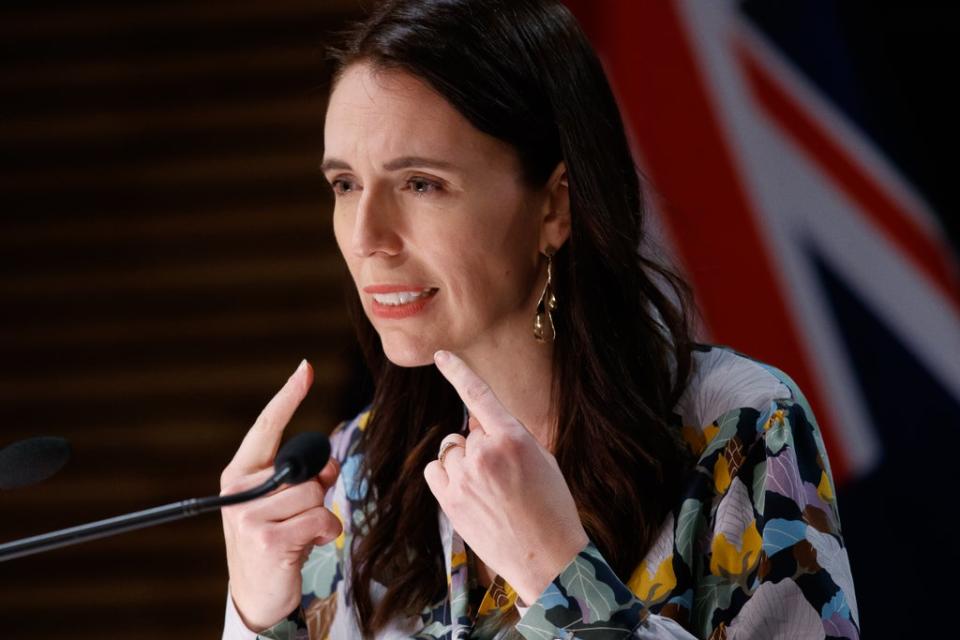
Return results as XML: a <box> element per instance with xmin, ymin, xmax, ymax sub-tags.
<box><xmin>229</xmin><ymin>583</ymin><xmax>296</xmax><ymax>633</ymax></box>
<box><xmin>513</xmin><ymin>531</ymin><xmax>590</xmax><ymax>605</ymax></box>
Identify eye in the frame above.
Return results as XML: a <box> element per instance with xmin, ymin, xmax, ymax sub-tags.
<box><xmin>330</xmin><ymin>177</ymin><xmax>358</xmax><ymax>196</ymax></box>
<box><xmin>407</xmin><ymin>177</ymin><xmax>442</xmax><ymax>196</ymax></box>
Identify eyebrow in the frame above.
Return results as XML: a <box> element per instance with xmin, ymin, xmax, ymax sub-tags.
<box><xmin>319</xmin><ymin>155</ymin><xmax>459</xmax><ymax>173</ymax></box>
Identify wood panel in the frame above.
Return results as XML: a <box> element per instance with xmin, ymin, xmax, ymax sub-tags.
<box><xmin>0</xmin><ymin>1</ymin><xmax>369</xmax><ymax>636</ymax></box>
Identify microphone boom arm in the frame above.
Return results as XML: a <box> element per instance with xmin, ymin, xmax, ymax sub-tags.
<box><xmin>0</xmin><ymin>465</ymin><xmax>294</xmax><ymax>562</ymax></box>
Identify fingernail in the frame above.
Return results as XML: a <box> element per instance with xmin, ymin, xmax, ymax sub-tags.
<box><xmin>433</xmin><ymin>350</ymin><xmax>449</xmax><ymax>365</ymax></box>
<box><xmin>297</xmin><ymin>358</ymin><xmax>308</xmax><ymax>373</ymax></box>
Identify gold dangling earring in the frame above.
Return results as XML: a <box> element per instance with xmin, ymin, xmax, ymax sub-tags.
<box><xmin>533</xmin><ymin>247</ymin><xmax>558</xmax><ymax>343</ymax></box>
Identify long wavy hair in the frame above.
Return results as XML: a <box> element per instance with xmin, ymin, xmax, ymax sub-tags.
<box><xmin>325</xmin><ymin>0</ymin><xmax>699</xmax><ymax>635</ymax></box>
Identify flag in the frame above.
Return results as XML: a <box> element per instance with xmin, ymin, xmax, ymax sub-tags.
<box><xmin>565</xmin><ymin>2</ymin><xmax>960</xmax><ymax>635</ymax></box>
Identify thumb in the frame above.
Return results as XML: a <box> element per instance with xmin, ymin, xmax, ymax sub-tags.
<box><xmin>318</xmin><ymin>458</ymin><xmax>340</xmax><ymax>492</ymax></box>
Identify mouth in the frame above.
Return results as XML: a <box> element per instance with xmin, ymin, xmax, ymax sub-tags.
<box><xmin>367</xmin><ymin>287</ymin><xmax>440</xmax><ymax>319</ymax></box>
<box><xmin>369</xmin><ymin>287</ymin><xmax>439</xmax><ymax>306</ymax></box>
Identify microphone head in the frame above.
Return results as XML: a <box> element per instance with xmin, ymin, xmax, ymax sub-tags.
<box><xmin>0</xmin><ymin>436</ymin><xmax>72</xmax><ymax>490</ymax></box>
<box><xmin>274</xmin><ymin>432</ymin><xmax>330</xmax><ymax>484</ymax></box>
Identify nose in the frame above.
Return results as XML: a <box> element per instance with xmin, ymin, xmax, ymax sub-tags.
<box><xmin>350</xmin><ymin>188</ymin><xmax>403</xmax><ymax>258</ymax></box>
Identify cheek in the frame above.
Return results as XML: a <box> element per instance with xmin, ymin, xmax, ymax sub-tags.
<box><xmin>427</xmin><ymin>211</ymin><xmax>536</xmax><ymax>305</ymax></box>
<box><xmin>438</xmin><ymin>246</ymin><xmax>528</xmax><ymax>314</ymax></box>
<box><xmin>332</xmin><ymin>211</ymin><xmax>361</xmax><ymax>280</ymax></box>
<box><xmin>332</xmin><ymin>207</ymin><xmax>348</xmax><ymax>248</ymax></box>
<box><xmin>332</xmin><ymin>207</ymin><xmax>356</xmax><ymax>260</ymax></box>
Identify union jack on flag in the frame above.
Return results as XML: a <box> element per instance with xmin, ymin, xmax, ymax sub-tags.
<box><xmin>568</xmin><ymin>0</ymin><xmax>959</xmax><ymax>483</ymax></box>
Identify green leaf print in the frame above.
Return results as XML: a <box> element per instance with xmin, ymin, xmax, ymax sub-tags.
<box><xmin>692</xmin><ymin>574</ymin><xmax>736</xmax><ymax>636</ymax></box>
<box><xmin>676</xmin><ymin>498</ymin><xmax>704</xmax><ymax>568</ymax></box>
<box><xmin>301</xmin><ymin>541</ymin><xmax>340</xmax><ymax>598</ymax></box>
<box><xmin>562</xmin><ymin>554</ymin><xmax>619</xmax><ymax>621</ymax></box>
<box><xmin>752</xmin><ymin>458</ymin><xmax>767</xmax><ymax>515</ymax></box>
<box><xmin>258</xmin><ymin>619</ymin><xmax>304</xmax><ymax>640</ymax></box>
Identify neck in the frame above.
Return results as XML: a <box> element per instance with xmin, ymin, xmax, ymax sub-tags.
<box><xmin>458</xmin><ymin>325</ymin><xmax>557</xmax><ymax>452</ymax></box>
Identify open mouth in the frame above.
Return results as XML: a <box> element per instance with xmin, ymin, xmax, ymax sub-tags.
<box><xmin>370</xmin><ymin>287</ymin><xmax>439</xmax><ymax>306</ymax></box>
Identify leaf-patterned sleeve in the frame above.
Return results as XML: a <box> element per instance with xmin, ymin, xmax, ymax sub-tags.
<box><xmin>514</xmin><ymin>540</ymin><xmax>697</xmax><ymax>639</ymax></box>
<box><xmin>684</xmin><ymin>397</ymin><xmax>860</xmax><ymax>639</ymax></box>
<box><xmin>513</xmin><ymin>393</ymin><xmax>859</xmax><ymax>640</ymax></box>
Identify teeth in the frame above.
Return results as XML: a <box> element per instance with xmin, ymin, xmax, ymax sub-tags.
<box><xmin>372</xmin><ymin>288</ymin><xmax>434</xmax><ymax>306</ymax></box>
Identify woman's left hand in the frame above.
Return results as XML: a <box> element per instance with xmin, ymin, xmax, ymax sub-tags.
<box><xmin>424</xmin><ymin>349</ymin><xmax>589</xmax><ymax>605</ymax></box>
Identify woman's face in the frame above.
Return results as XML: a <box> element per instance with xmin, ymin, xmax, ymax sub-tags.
<box><xmin>322</xmin><ymin>63</ymin><xmax>558</xmax><ymax>367</ymax></box>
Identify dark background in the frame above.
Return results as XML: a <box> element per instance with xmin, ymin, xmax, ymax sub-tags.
<box><xmin>0</xmin><ymin>2</ymin><xmax>368</xmax><ymax>637</ymax></box>
<box><xmin>1</xmin><ymin>1</ymin><xmax>956</xmax><ymax>637</ymax></box>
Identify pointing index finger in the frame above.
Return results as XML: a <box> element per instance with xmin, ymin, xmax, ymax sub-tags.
<box><xmin>228</xmin><ymin>359</ymin><xmax>314</xmax><ymax>473</ymax></box>
<box><xmin>433</xmin><ymin>350</ymin><xmax>513</xmax><ymax>435</ymax></box>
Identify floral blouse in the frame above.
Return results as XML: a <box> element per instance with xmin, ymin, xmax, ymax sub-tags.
<box><xmin>223</xmin><ymin>344</ymin><xmax>860</xmax><ymax>639</ymax></box>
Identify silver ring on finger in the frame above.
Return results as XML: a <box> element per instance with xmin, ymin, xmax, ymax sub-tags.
<box><xmin>437</xmin><ymin>434</ymin><xmax>466</xmax><ymax>469</ymax></box>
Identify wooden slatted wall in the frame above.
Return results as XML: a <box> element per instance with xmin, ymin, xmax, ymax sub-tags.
<box><xmin>0</xmin><ymin>1</ymin><xmax>369</xmax><ymax>636</ymax></box>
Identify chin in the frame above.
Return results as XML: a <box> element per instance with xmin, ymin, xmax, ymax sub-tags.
<box><xmin>380</xmin><ymin>338</ymin><xmax>436</xmax><ymax>368</ymax></box>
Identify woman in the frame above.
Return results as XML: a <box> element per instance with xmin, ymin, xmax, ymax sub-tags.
<box><xmin>221</xmin><ymin>1</ymin><xmax>859</xmax><ymax>638</ymax></box>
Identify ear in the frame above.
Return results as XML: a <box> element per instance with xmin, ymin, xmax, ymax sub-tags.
<box><xmin>539</xmin><ymin>161</ymin><xmax>571</xmax><ymax>254</ymax></box>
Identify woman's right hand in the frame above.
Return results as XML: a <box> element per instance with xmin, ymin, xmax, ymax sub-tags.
<box><xmin>219</xmin><ymin>359</ymin><xmax>343</xmax><ymax>631</ymax></box>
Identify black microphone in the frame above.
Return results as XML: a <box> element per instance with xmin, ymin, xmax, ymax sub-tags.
<box><xmin>0</xmin><ymin>431</ymin><xmax>330</xmax><ymax>562</ymax></box>
<box><xmin>0</xmin><ymin>436</ymin><xmax>72</xmax><ymax>490</ymax></box>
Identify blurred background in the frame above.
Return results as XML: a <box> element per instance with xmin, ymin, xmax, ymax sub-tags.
<box><xmin>1</xmin><ymin>1</ymin><xmax>957</xmax><ymax>638</ymax></box>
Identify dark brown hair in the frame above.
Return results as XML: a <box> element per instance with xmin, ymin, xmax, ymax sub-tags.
<box><xmin>326</xmin><ymin>0</ymin><xmax>699</xmax><ymax>635</ymax></box>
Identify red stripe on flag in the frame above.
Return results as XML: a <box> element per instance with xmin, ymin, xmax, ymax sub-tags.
<box><xmin>735</xmin><ymin>40</ymin><xmax>960</xmax><ymax>313</ymax></box>
<box><xmin>566</xmin><ymin>1</ymin><xmax>851</xmax><ymax>482</ymax></box>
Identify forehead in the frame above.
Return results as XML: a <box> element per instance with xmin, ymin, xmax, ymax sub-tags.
<box><xmin>323</xmin><ymin>63</ymin><xmax>505</xmax><ymax>167</ymax></box>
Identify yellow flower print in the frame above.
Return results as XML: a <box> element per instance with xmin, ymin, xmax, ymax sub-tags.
<box><xmin>703</xmin><ymin>423</ymin><xmax>720</xmax><ymax>444</ymax></box>
<box><xmin>682</xmin><ymin>425</ymin><xmax>707</xmax><ymax>456</ymax></box>
<box><xmin>628</xmin><ymin>554</ymin><xmax>677</xmax><ymax>604</ymax></box>
<box><xmin>714</xmin><ymin>455</ymin><xmax>732</xmax><ymax>494</ymax></box>
<box><xmin>710</xmin><ymin>520</ymin><xmax>762</xmax><ymax>577</ymax></box>
<box><xmin>817</xmin><ymin>469</ymin><xmax>834</xmax><ymax>502</ymax></box>
<box><xmin>764</xmin><ymin>409</ymin><xmax>785</xmax><ymax>431</ymax></box>
<box><xmin>332</xmin><ymin>501</ymin><xmax>345</xmax><ymax>551</ymax></box>
<box><xmin>358</xmin><ymin>410</ymin><xmax>372</xmax><ymax>431</ymax></box>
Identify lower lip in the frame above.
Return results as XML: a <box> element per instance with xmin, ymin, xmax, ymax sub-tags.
<box><xmin>370</xmin><ymin>290</ymin><xmax>438</xmax><ymax>319</ymax></box>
